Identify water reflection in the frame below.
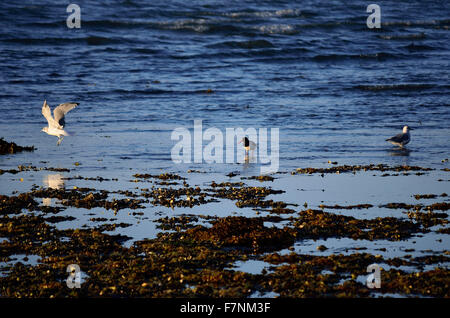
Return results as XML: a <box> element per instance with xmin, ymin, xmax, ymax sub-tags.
<box><xmin>42</xmin><ymin>173</ymin><xmax>65</xmax><ymax>206</ymax></box>
<box><xmin>242</xmin><ymin>152</ymin><xmax>256</xmax><ymax>167</ymax></box>
<box><xmin>387</xmin><ymin>148</ymin><xmax>411</xmax><ymax>167</ymax></box>
<box><xmin>388</xmin><ymin>148</ymin><xmax>411</xmax><ymax>157</ymax></box>
<box><xmin>241</xmin><ymin>154</ymin><xmax>261</xmax><ymax>176</ymax></box>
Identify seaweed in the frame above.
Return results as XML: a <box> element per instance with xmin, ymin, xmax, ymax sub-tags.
<box><xmin>0</xmin><ymin>138</ymin><xmax>34</xmax><ymax>155</ymax></box>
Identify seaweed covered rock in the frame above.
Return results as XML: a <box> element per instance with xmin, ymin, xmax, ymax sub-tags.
<box><xmin>141</xmin><ymin>186</ymin><xmax>210</xmax><ymax>207</ymax></box>
<box><xmin>0</xmin><ymin>193</ymin><xmax>39</xmax><ymax>215</ymax></box>
<box><xmin>382</xmin><ymin>268</ymin><xmax>450</xmax><ymax>297</ymax></box>
<box><xmin>207</xmin><ymin>183</ymin><xmax>287</xmax><ymax>209</ymax></box>
<box><xmin>294</xmin><ymin>209</ymin><xmax>423</xmax><ymax>241</ymax></box>
<box><xmin>294</xmin><ymin>164</ymin><xmax>433</xmax><ymax>175</ymax></box>
<box><xmin>133</xmin><ymin>173</ymin><xmax>186</xmax><ymax>180</ymax></box>
<box><xmin>31</xmin><ymin>188</ymin><xmax>145</xmax><ymax>211</ymax></box>
<box><xmin>186</xmin><ymin>216</ymin><xmax>296</xmax><ymax>251</ymax></box>
<box><xmin>0</xmin><ymin>137</ymin><xmax>34</xmax><ymax>155</ymax></box>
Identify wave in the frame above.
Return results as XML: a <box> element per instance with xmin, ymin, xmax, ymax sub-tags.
<box><xmin>21</xmin><ymin>18</ymin><xmax>364</xmax><ymax>35</ymax></box>
<box><xmin>297</xmin><ymin>20</ymin><xmax>360</xmax><ymax>29</ymax></box>
<box><xmin>105</xmin><ymin>88</ymin><xmax>172</xmax><ymax>95</ymax></box>
<box><xmin>2</xmin><ymin>36</ymin><xmax>132</xmax><ymax>46</ymax></box>
<box><xmin>57</xmin><ymin>16</ymin><xmax>299</xmax><ymax>36</ymax></box>
<box><xmin>88</xmin><ymin>88</ymin><xmax>229</xmax><ymax>97</ymax></box>
<box><xmin>404</xmin><ymin>43</ymin><xmax>436</xmax><ymax>51</ymax></box>
<box><xmin>170</xmin><ymin>46</ymin><xmax>310</xmax><ymax>60</ymax></box>
<box><xmin>85</xmin><ymin>36</ymin><xmax>123</xmax><ymax>45</ymax></box>
<box><xmin>353</xmin><ymin>84</ymin><xmax>436</xmax><ymax>91</ymax></box>
<box><xmin>21</xmin><ymin>17</ymin><xmax>356</xmax><ymax>36</ymax></box>
<box><xmin>129</xmin><ymin>48</ymin><xmax>161</xmax><ymax>55</ymax></box>
<box><xmin>312</xmin><ymin>52</ymin><xmax>399</xmax><ymax>61</ymax></box>
<box><xmin>382</xmin><ymin>19</ymin><xmax>450</xmax><ymax>27</ymax></box>
<box><xmin>257</xmin><ymin>24</ymin><xmax>297</xmax><ymax>35</ymax></box>
<box><xmin>378</xmin><ymin>33</ymin><xmax>426</xmax><ymax>40</ymax></box>
<box><xmin>80</xmin><ymin>19</ymin><xmax>151</xmax><ymax>29</ymax></box>
<box><xmin>24</xmin><ymin>19</ymin><xmax>159</xmax><ymax>30</ymax></box>
<box><xmin>223</xmin><ymin>8</ymin><xmax>303</xmax><ymax>19</ymax></box>
<box><xmin>207</xmin><ymin>39</ymin><xmax>274</xmax><ymax>49</ymax></box>
<box><xmin>156</xmin><ymin>20</ymin><xmax>297</xmax><ymax>36</ymax></box>
<box><xmin>15</xmin><ymin>16</ymin><xmax>372</xmax><ymax>38</ymax></box>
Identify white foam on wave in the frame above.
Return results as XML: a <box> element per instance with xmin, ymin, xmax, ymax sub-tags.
<box><xmin>225</xmin><ymin>8</ymin><xmax>302</xmax><ymax>19</ymax></box>
<box><xmin>257</xmin><ymin>24</ymin><xmax>297</xmax><ymax>35</ymax></box>
<box><xmin>157</xmin><ymin>18</ymin><xmax>211</xmax><ymax>33</ymax></box>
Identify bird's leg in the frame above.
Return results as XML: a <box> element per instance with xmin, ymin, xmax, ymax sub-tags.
<box><xmin>57</xmin><ymin>136</ymin><xmax>64</xmax><ymax>146</ymax></box>
<box><xmin>250</xmin><ymin>149</ymin><xmax>256</xmax><ymax>163</ymax></box>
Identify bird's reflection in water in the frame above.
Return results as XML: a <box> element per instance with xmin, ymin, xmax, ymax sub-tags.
<box><xmin>388</xmin><ymin>147</ymin><xmax>411</xmax><ymax>157</ymax></box>
<box><xmin>242</xmin><ymin>152</ymin><xmax>258</xmax><ymax>173</ymax></box>
<box><xmin>42</xmin><ymin>173</ymin><xmax>65</xmax><ymax>206</ymax></box>
<box><xmin>387</xmin><ymin>147</ymin><xmax>411</xmax><ymax>167</ymax></box>
<box><xmin>242</xmin><ymin>156</ymin><xmax>250</xmax><ymax>172</ymax></box>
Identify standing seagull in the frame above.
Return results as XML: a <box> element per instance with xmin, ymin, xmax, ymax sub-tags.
<box><xmin>386</xmin><ymin>125</ymin><xmax>412</xmax><ymax>148</ymax></box>
<box><xmin>41</xmin><ymin>100</ymin><xmax>79</xmax><ymax>145</ymax></box>
<box><xmin>239</xmin><ymin>137</ymin><xmax>257</xmax><ymax>156</ymax></box>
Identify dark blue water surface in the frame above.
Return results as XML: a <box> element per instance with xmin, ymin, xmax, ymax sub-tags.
<box><xmin>0</xmin><ymin>0</ymin><xmax>449</xmax><ymax>174</ymax></box>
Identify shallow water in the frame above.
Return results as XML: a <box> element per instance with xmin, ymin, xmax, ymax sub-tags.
<box><xmin>0</xmin><ymin>0</ymin><xmax>449</xmax><ymax>285</ymax></box>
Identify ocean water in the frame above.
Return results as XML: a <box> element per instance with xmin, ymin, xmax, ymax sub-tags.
<box><xmin>0</xmin><ymin>1</ymin><xmax>449</xmax><ymax>277</ymax></box>
<box><xmin>0</xmin><ymin>0</ymin><xmax>449</xmax><ymax>174</ymax></box>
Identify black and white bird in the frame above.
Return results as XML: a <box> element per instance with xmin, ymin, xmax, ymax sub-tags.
<box><xmin>238</xmin><ymin>137</ymin><xmax>257</xmax><ymax>156</ymax></box>
<box><xmin>41</xmin><ymin>100</ymin><xmax>79</xmax><ymax>146</ymax></box>
<box><xmin>386</xmin><ymin>125</ymin><xmax>412</xmax><ymax>148</ymax></box>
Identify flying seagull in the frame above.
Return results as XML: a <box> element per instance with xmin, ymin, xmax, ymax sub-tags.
<box><xmin>41</xmin><ymin>100</ymin><xmax>79</xmax><ymax>145</ymax></box>
<box><xmin>238</xmin><ymin>137</ymin><xmax>257</xmax><ymax>156</ymax></box>
<box><xmin>386</xmin><ymin>125</ymin><xmax>412</xmax><ymax>148</ymax></box>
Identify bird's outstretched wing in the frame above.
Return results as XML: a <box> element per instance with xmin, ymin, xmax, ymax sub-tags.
<box><xmin>53</xmin><ymin>103</ymin><xmax>79</xmax><ymax>127</ymax></box>
<box><xmin>386</xmin><ymin>133</ymin><xmax>406</xmax><ymax>143</ymax></box>
<box><xmin>42</xmin><ymin>100</ymin><xmax>63</xmax><ymax>129</ymax></box>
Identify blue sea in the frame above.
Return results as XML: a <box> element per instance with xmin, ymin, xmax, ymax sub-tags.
<box><xmin>0</xmin><ymin>0</ymin><xmax>449</xmax><ymax>174</ymax></box>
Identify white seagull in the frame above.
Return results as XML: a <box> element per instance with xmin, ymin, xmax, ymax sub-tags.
<box><xmin>238</xmin><ymin>137</ymin><xmax>257</xmax><ymax>156</ymax></box>
<box><xmin>386</xmin><ymin>125</ymin><xmax>412</xmax><ymax>148</ymax></box>
<box><xmin>41</xmin><ymin>100</ymin><xmax>79</xmax><ymax>145</ymax></box>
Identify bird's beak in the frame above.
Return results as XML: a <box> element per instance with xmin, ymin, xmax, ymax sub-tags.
<box><xmin>238</xmin><ymin>139</ymin><xmax>243</xmax><ymax>144</ymax></box>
